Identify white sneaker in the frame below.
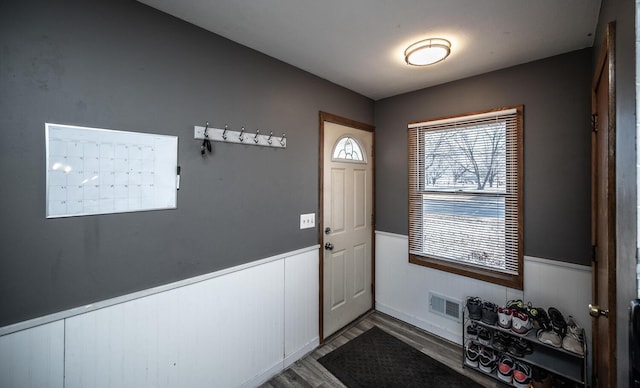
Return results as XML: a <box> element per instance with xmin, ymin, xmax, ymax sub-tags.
<box><xmin>511</xmin><ymin>311</ymin><xmax>532</xmax><ymax>334</ymax></box>
<box><xmin>538</xmin><ymin>329</ymin><xmax>562</xmax><ymax>347</ymax></box>
<box><xmin>562</xmin><ymin>316</ymin><xmax>584</xmax><ymax>355</ymax></box>
<box><xmin>498</xmin><ymin>307</ymin><xmax>513</xmax><ymax>329</ymax></box>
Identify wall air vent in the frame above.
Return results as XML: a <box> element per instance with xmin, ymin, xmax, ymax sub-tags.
<box><xmin>429</xmin><ymin>292</ymin><xmax>462</xmax><ymax>322</ymax></box>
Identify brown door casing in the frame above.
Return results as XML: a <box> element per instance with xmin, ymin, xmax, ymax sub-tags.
<box><xmin>591</xmin><ymin>21</ymin><xmax>616</xmax><ymax>388</ymax></box>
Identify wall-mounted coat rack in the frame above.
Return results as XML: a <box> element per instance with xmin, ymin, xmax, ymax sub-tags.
<box><xmin>194</xmin><ymin>124</ymin><xmax>287</xmax><ymax>149</ymax></box>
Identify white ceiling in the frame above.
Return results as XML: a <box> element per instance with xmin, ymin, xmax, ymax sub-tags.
<box><xmin>138</xmin><ymin>0</ymin><xmax>601</xmax><ymax>100</ymax></box>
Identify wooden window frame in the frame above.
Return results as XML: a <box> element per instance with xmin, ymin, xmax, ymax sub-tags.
<box><xmin>408</xmin><ymin>106</ymin><xmax>524</xmax><ymax>290</ymax></box>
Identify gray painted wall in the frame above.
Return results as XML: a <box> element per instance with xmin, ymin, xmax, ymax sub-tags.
<box><xmin>595</xmin><ymin>0</ymin><xmax>637</xmax><ymax>385</ymax></box>
<box><xmin>374</xmin><ymin>48</ymin><xmax>593</xmax><ymax>266</ymax></box>
<box><xmin>0</xmin><ymin>0</ymin><xmax>373</xmax><ymax>327</ymax></box>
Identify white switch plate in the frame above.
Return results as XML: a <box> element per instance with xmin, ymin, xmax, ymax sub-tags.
<box><xmin>300</xmin><ymin>213</ymin><xmax>315</xmax><ymax>229</ymax></box>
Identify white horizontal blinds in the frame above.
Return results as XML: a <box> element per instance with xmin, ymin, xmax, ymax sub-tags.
<box><xmin>408</xmin><ymin>108</ymin><xmax>521</xmax><ymax>275</ymax></box>
<box><xmin>408</xmin><ymin>128</ymin><xmax>424</xmax><ymax>256</ymax></box>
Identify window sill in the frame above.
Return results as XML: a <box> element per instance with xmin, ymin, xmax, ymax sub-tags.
<box><xmin>409</xmin><ymin>253</ymin><xmax>523</xmax><ymax>290</ymax></box>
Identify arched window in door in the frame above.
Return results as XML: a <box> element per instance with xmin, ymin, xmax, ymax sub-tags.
<box><xmin>331</xmin><ymin>136</ymin><xmax>367</xmax><ymax>163</ymax></box>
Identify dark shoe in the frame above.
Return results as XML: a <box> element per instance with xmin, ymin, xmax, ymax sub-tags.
<box><xmin>464</xmin><ymin>342</ymin><xmax>481</xmax><ymax>367</ymax></box>
<box><xmin>478</xmin><ymin>327</ymin><xmax>492</xmax><ymax>346</ymax></box>
<box><xmin>467</xmin><ymin>297</ymin><xmax>483</xmax><ymax>320</ymax></box>
<box><xmin>466</xmin><ymin>322</ymin><xmax>479</xmax><ymax>340</ymax></box>
<box><xmin>497</xmin><ymin>354</ymin><xmax>515</xmax><ymax>384</ymax></box>
<box><xmin>492</xmin><ymin>331</ymin><xmax>511</xmax><ymax>352</ymax></box>
<box><xmin>531</xmin><ymin>367</ymin><xmax>552</xmax><ymax>388</ymax></box>
<box><xmin>530</xmin><ymin>307</ymin><xmax>550</xmax><ymax>331</ymax></box>
<box><xmin>515</xmin><ymin>337</ymin><xmax>533</xmax><ymax>354</ymax></box>
<box><xmin>513</xmin><ymin>361</ymin><xmax>533</xmax><ymax>387</ymax></box>
<box><xmin>507</xmin><ymin>299</ymin><xmax>525</xmax><ymax>311</ymax></box>
<box><xmin>481</xmin><ymin>301</ymin><xmax>498</xmax><ymax>325</ymax></box>
<box><xmin>508</xmin><ymin>337</ymin><xmax>532</xmax><ymax>357</ymax></box>
<box><xmin>479</xmin><ymin>347</ymin><xmax>498</xmax><ymax>373</ymax></box>
<box><xmin>547</xmin><ymin>307</ymin><xmax>567</xmax><ymax>337</ymax></box>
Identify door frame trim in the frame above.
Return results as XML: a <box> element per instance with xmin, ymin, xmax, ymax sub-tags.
<box><xmin>591</xmin><ymin>21</ymin><xmax>616</xmax><ymax>388</ymax></box>
<box><xmin>319</xmin><ymin>111</ymin><xmax>375</xmax><ymax>343</ymax></box>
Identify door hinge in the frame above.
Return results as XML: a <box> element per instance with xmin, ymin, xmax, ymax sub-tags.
<box><xmin>591</xmin><ymin>114</ymin><xmax>598</xmax><ymax>132</ymax></box>
<box><xmin>371</xmin><ymin>214</ymin><xmax>375</xmax><ymax>227</ymax></box>
<box><xmin>592</xmin><ymin>244</ymin><xmax>597</xmax><ymax>263</ymax></box>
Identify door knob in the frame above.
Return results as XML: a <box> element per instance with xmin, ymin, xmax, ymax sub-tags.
<box><xmin>588</xmin><ymin>303</ymin><xmax>609</xmax><ymax>318</ymax></box>
<box><xmin>324</xmin><ymin>242</ymin><xmax>334</xmax><ymax>250</ymax></box>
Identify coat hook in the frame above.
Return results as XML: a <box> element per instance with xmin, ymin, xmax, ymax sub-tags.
<box><xmin>280</xmin><ymin>133</ymin><xmax>286</xmax><ymax>146</ymax></box>
<box><xmin>223</xmin><ymin>124</ymin><xmax>228</xmax><ymax>140</ymax></box>
<box><xmin>254</xmin><ymin>129</ymin><xmax>260</xmax><ymax>143</ymax></box>
<box><xmin>201</xmin><ymin>122</ymin><xmax>211</xmax><ymax>156</ymax></box>
<box><xmin>268</xmin><ymin>131</ymin><xmax>273</xmax><ymax>145</ymax></box>
<box><xmin>239</xmin><ymin>127</ymin><xmax>245</xmax><ymax>142</ymax></box>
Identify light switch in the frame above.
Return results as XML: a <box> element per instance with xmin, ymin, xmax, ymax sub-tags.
<box><xmin>300</xmin><ymin>213</ymin><xmax>315</xmax><ymax>229</ymax></box>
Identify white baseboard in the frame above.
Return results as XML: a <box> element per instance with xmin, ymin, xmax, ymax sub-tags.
<box><xmin>240</xmin><ymin>360</ymin><xmax>286</xmax><ymax>388</ymax></box>
<box><xmin>283</xmin><ymin>337</ymin><xmax>320</xmax><ymax>369</ymax></box>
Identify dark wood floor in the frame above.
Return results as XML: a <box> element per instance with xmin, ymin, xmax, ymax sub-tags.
<box><xmin>260</xmin><ymin>310</ymin><xmax>500</xmax><ymax>387</ymax></box>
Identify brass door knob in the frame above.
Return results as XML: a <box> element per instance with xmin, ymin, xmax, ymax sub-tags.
<box><xmin>589</xmin><ymin>303</ymin><xmax>609</xmax><ymax>318</ymax></box>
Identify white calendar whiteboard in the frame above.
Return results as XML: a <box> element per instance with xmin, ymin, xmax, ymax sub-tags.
<box><xmin>45</xmin><ymin>123</ymin><xmax>178</xmax><ymax>218</ymax></box>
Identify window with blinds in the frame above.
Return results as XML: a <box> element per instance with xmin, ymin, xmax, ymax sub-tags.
<box><xmin>408</xmin><ymin>106</ymin><xmax>523</xmax><ymax>289</ymax></box>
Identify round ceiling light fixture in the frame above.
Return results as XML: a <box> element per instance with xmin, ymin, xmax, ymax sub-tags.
<box><xmin>404</xmin><ymin>38</ymin><xmax>451</xmax><ymax>66</ymax></box>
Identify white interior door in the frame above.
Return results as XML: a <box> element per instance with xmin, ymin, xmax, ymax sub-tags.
<box><xmin>322</xmin><ymin>121</ymin><xmax>373</xmax><ymax>338</ymax></box>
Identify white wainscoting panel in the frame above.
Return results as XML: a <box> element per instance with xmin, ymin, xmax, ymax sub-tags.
<box><xmin>0</xmin><ymin>321</ymin><xmax>64</xmax><ymax>388</ymax></box>
<box><xmin>65</xmin><ymin>260</ymin><xmax>286</xmax><ymax>388</ymax></box>
<box><xmin>0</xmin><ymin>246</ymin><xmax>319</xmax><ymax>388</ymax></box>
<box><xmin>375</xmin><ymin>231</ymin><xmax>591</xmax><ymax>346</ymax></box>
<box><xmin>523</xmin><ymin>256</ymin><xmax>592</xmax><ymax>357</ymax></box>
<box><xmin>284</xmin><ymin>249</ymin><xmax>319</xmax><ymax>368</ymax></box>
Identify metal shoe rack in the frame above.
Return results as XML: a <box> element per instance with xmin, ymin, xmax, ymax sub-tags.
<box><xmin>462</xmin><ymin>305</ymin><xmax>587</xmax><ymax>387</ymax></box>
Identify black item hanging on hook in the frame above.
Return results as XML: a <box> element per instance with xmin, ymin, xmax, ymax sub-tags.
<box><xmin>201</xmin><ymin>122</ymin><xmax>212</xmax><ymax>157</ymax></box>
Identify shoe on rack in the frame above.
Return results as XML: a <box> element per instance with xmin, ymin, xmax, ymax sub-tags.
<box><xmin>531</xmin><ymin>367</ymin><xmax>552</xmax><ymax>388</ymax></box>
<box><xmin>466</xmin><ymin>296</ymin><xmax>483</xmax><ymax>320</ymax></box>
<box><xmin>512</xmin><ymin>361</ymin><xmax>533</xmax><ymax>388</ymax></box>
<box><xmin>529</xmin><ymin>307</ymin><xmax>550</xmax><ymax>331</ymax></box>
<box><xmin>507</xmin><ymin>336</ymin><xmax>532</xmax><ymax>357</ymax></box>
<box><xmin>479</xmin><ymin>347</ymin><xmax>498</xmax><ymax>373</ymax></box>
<box><xmin>465</xmin><ymin>342</ymin><xmax>481</xmax><ymax>367</ymax></box>
<box><xmin>507</xmin><ymin>299</ymin><xmax>526</xmax><ymax>311</ymax></box>
<box><xmin>477</xmin><ymin>327</ymin><xmax>492</xmax><ymax>346</ymax></box>
<box><xmin>492</xmin><ymin>331</ymin><xmax>511</xmax><ymax>352</ymax></box>
<box><xmin>537</xmin><ymin>328</ymin><xmax>562</xmax><ymax>348</ymax></box>
<box><xmin>481</xmin><ymin>301</ymin><xmax>498</xmax><ymax>325</ymax></box>
<box><xmin>512</xmin><ymin>310</ymin><xmax>533</xmax><ymax>334</ymax></box>
<box><xmin>497</xmin><ymin>354</ymin><xmax>515</xmax><ymax>384</ymax></box>
<box><xmin>498</xmin><ymin>306</ymin><xmax>513</xmax><ymax>329</ymax></box>
<box><xmin>466</xmin><ymin>322</ymin><xmax>479</xmax><ymax>340</ymax></box>
<box><xmin>525</xmin><ymin>304</ymin><xmax>548</xmax><ymax>330</ymax></box>
<box><xmin>561</xmin><ymin>316</ymin><xmax>584</xmax><ymax>355</ymax></box>
<box><xmin>547</xmin><ymin>307</ymin><xmax>567</xmax><ymax>337</ymax></box>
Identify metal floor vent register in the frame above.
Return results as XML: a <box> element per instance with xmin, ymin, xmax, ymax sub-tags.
<box><xmin>429</xmin><ymin>292</ymin><xmax>462</xmax><ymax>322</ymax></box>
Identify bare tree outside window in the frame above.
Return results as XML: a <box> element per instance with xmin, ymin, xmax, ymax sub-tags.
<box><xmin>420</xmin><ymin>122</ymin><xmax>507</xmax><ymax>269</ymax></box>
<box><xmin>423</xmin><ymin>123</ymin><xmax>506</xmax><ymax>193</ymax></box>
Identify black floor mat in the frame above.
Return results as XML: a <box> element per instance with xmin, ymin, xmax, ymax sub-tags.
<box><xmin>318</xmin><ymin>326</ymin><xmax>484</xmax><ymax>388</ymax></box>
